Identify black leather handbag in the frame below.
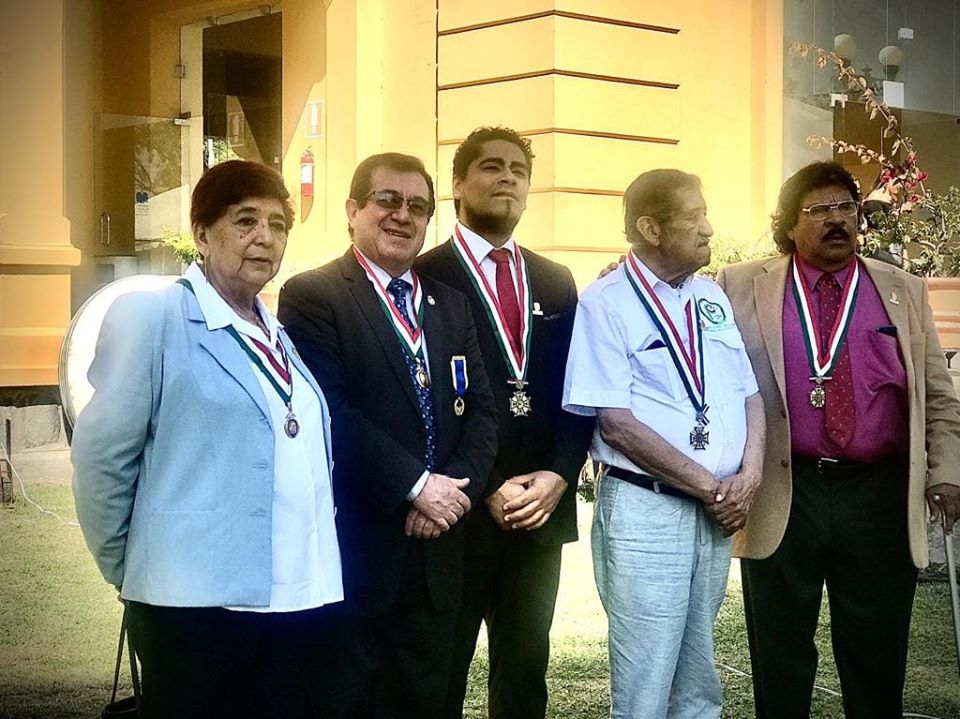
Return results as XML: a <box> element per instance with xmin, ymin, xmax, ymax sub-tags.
<box><xmin>101</xmin><ymin>605</ymin><xmax>141</xmax><ymax>718</ymax></box>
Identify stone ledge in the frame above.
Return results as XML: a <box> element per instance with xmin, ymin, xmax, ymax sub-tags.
<box><xmin>0</xmin><ymin>243</ymin><xmax>81</xmax><ymax>267</ymax></box>
<box><xmin>0</xmin><ymin>405</ymin><xmax>67</xmax><ymax>451</ymax></box>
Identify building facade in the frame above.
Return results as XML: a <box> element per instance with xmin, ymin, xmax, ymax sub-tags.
<box><xmin>2</xmin><ymin>0</ymin><xmax>957</xmax><ymax>399</ymax></box>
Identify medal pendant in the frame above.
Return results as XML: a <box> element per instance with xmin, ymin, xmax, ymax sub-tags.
<box><xmin>509</xmin><ymin>389</ymin><xmax>531</xmax><ymax>417</ymax></box>
<box><xmin>507</xmin><ymin>378</ymin><xmax>531</xmax><ymax>417</ymax></box>
<box><xmin>809</xmin><ymin>382</ymin><xmax>827</xmax><ymax>409</ymax></box>
<box><xmin>415</xmin><ymin>363</ymin><xmax>430</xmax><ymax>388</ymax></box>
<box><xmin>454</xmin><ymin>397</ymin><xmax>465</xmax><ymax>416</ymax></box>
<box><xmin>284</xmin><ymin>411</ymin><xmax>300</xmax><ymax>438</ymax></box>
<box><xmin>690</xmin><ymin>423</ymin><xmax>709</xmax><ymax>450</ymax></box>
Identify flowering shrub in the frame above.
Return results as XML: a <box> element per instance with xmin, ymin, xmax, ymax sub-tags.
<box><xmin>791</xmin><ymin>42</ymin><xmax>960</xmax><ymax>277</ymax></box>
<box><xmin>162</xmin><ymin>229</ymin><xmax>199</xmax><ymax>265</ymax></box>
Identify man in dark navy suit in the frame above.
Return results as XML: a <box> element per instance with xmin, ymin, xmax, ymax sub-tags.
<box><xmin>415</xmin><ymin>127</ymin><xmax>593</xmax><ymax>719</ymax></box>
<box><xmin>279</xmin><ymin>152</ymin><xmax>498</xmax><ymax>719</ymax></box>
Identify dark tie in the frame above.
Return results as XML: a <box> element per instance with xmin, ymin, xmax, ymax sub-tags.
<box><xmin>488</xmin><ymin>248</ymin><xmax>522</xmax><ymax>355</ymax></box>
<box><xmin>386</xmin><ymin>278</ymin><xmax>436</xmax><ymax>470</ymax></box>
<box><xmin>817</xmin><ymin>273</ymin><xmax>855</xmax><ymax>448</ymax></box>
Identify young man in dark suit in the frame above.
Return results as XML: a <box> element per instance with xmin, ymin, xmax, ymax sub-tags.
<box><xmin>278</xmin><ymin>152</ymin><xmax>498</xmax><ymax>719</ymax></box>
<box><xmin>415</xmin><ymin>127</ymin><xmax>593</xmax><ymax>719</ymax></box>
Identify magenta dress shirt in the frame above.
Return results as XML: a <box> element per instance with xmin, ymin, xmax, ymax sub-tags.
<box><xmin>783</xmin><ymin>255</ymin><xmax>908</xmax><ymax>461</ymax></box>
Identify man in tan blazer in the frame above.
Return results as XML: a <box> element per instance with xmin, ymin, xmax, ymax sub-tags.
<box><xmin>717</xmin><ymin>161</ymin><xmax>960</xmax><ymax>719</ymax></box>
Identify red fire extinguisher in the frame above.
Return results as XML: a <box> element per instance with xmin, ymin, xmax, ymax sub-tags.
<box><xmin>300</xmin><ymin>149</ymin><xmax>314</xmax><ymax>198</ymax></box>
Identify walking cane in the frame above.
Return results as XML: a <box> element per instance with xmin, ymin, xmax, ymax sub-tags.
<box><xmin>945</xmin><ymin>526</ymin><xmax>960</xmax><ymax>680</ymax></box>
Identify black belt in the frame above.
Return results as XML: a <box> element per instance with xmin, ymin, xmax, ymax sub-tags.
<box><xmin>605</xmin><ymin>466</ymin><xmax>696</xmax><ymax>502</ymax></box>
<box><xmin>792</xmin><ymin>454</ymin><xmax>903</xmax><ymax>476</ymax></box>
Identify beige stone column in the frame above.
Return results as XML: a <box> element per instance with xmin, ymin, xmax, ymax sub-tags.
<box><xmin>0</xmin><ymin>0</ymin><xmax>80</xmax><ymax>387</ymax></box>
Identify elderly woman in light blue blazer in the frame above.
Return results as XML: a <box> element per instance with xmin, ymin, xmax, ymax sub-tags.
<box><xmin>72</xmin><ymin>160</ymin><xmax>342</xmax><ymax>719</ymax></box>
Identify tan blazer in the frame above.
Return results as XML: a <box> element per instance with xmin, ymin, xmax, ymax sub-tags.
<box><xmin>717</xmin><ymin>254</ymin><xmax>960</xmax><ymax>568</ymax></box>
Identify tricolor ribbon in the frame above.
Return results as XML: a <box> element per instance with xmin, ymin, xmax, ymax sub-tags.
<box><xmin>353</xmin><ymin>246</ymin><xmax>426</xmax><ymax>365</ymax></box>
<box><xmin>623</xmin><ymin>253</ymin><xmax>708</xmax><ymax>422</ymax></box>
<box><xmin>451</xmin><ymin>226</ymin><xmax>532</xmax><ymax>384</ymax></box>
<box><xmin>790</xmin><ymin>256</ymin><xmax>860</xmax><ymax>380</ymax></box>
<box><xmin>176</xmin><ymin>277</ymin><xmax>292</xmax><ymax>406</ymax></box>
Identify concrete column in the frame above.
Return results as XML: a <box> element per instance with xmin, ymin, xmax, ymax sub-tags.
<box><xmin>0</xmin><ymin>0</ymin><xmax>81</xmax><ymax>387</ymax></box>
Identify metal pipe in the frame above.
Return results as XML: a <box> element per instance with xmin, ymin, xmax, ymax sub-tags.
<box><xmin>945</xmin><ymin>527</ymin><xmax>960</xmax><ymax>679</ymax></box>
<box><xmin>1</xmin><ymin>418</ymin><xmax>12</xmax><ymax>505</ymax></box>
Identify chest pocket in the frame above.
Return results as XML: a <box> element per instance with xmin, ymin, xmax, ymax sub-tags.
<box><xmin>704</xmin><ymin>329</ymin><xmax>747</xmax><ymax>394</ymax></box>
<box><xmin>628</xmin><ymin>341</ymin><xmax>686</xmax><ymax>402</ymax></box>
<box><xmin>851</xmin><ymin>328</ymin><xmax>907</xmax><ymax>394</ymax></box>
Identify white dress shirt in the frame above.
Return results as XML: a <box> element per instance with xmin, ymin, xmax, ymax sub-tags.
<box><xmin>184</xmin><ymin>263</ymin><xmax>342</xmax><ymax>612</ymax></box>
<box><xmin>455</xmin><ymin>221</ymin><xmax>520</xmax><ymax>292</ymax></box>
<box><xmin>562</xmin><ymin>257</ymin><xmax>759</xmax><ymax>480</ymax></box>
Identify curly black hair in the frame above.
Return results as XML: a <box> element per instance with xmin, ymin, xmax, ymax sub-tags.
<box><xmin>771</xmin><ymin>162</ymin><xmax>860</xmax><ymax>253</ymax></box>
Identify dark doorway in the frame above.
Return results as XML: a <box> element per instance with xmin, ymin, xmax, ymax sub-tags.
<box><xmin>202</xmin><ymin>12</ymin><xmax>282</xmax><ymax>172</ymax></box>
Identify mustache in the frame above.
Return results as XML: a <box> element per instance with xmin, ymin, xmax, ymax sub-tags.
<box><xmin>823</xmin><ymin>227</ymin><xmax>851</xmax><ymax>240</ymax></box>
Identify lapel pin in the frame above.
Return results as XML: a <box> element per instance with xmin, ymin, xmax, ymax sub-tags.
<box><xmin>532</xmin><ymin>301</ymin><xmax>543</xmax><ymax>316</ymax></box>
<box><xmin>889</xmin><ymin>291</ymin><xmax>900</xmax><ymax>305</ymax></box>
<box><xmin>427</xmin><ymin>295</ymin><xmax>436</xmax><ymax>306</ymax></box>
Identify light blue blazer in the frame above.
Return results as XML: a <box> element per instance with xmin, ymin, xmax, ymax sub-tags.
<box><xmin>71</xmin><ymin>282</ymin><xmax>333</xmax><ymax>607</ymax></box>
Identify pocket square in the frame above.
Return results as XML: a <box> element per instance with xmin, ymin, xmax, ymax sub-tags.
<box><xmin>643</xmin><ymin>339</ymin><xmax>667</xmax><ymax>351</ymax></box>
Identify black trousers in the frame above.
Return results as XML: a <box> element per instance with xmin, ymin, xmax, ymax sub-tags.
<box><xmin>310</xmin><ymin>542</ymin><xmax>458</xmax><ymax>719</ymax></box>
<box><xmin>741</xmin><ymin>457</ymin><xmax>918</xmax><ymax>719</ymax></box>
<box><xmin>445</xmin><ymin>534</ymin><xmax>563</xmax><ymax>719</ymax></box>
<box><xmin>126</xmin><ymin>601</ymin><xmax>324</xmax><ymax>719</ymax></box>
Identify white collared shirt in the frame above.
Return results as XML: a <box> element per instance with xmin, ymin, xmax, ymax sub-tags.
<box><xmin>562</xmin><ymin>257</ymin><xmax>758</xmax><ymax>479</ymax></box>
<box><xmin>183</xmin><ymin>263</ymin><xmax>342</xmax><ymax>612</ymax></box>
<box><xmin>455</xmin><ymin>222</ymin><xmax>519</xmax><ymax>293</ymax></box>
<box><xmin>352</xmin><ymin>250</ymin><xmax>431</xmax><ymax>500</ymax></box>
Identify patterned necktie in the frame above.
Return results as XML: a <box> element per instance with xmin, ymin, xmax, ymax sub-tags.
<box><xmin>817</xmin><ymin>273</ymin><xmax>855</xmax><ymax>448</ymax></box>
<box><xmin>488</xmin><ymin>248</ymin><xmax>522</xmax><ymax>354</ymax></box>
<box><xmin>386</xmin><ymin>278</ymin><xmax>436</xmax><ymax>470</ymax></box>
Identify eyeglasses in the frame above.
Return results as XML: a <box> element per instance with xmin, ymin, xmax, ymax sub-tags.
<box><xmin>800</xmin><ymin>200</ymin><xmax>859</xmax><ymax>221</ymax></box>
<box><xmin>362</xmin><ymin>190</ymin><xmax>433</xmax><ymax>219</ymax></box>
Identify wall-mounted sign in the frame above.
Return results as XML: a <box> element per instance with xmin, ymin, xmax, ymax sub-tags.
<box><xmin>228</xmin><ymin>111</ymin><xmax>245</xmax><ymax>147</ymax></box>
<box><xmin>306</xmin><ymin>100</ymin><xmax>324</xmax><ymax>139</ymax></box>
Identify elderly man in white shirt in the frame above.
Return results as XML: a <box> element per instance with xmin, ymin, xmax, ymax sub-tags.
<box><xmin>563</xmin><ymin>169</ymin><xmax>765</xmax><ymax>719</ymax></box>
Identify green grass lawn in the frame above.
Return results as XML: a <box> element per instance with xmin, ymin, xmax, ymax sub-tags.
<box><xmin>2</xmin><ymin>488</ymin><xmax>959</xmax><ymax>718</ymax></box>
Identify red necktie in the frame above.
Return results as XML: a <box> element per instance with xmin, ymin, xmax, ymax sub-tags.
<box><xmin>489</xmin><ymin>248</ymin><xmax>521</xmax><ymax>354</ymax></box>
<box><xmin>817</xmin><ymin>273</ymin><xmax>855</xmax><ymax>448</ymax></box>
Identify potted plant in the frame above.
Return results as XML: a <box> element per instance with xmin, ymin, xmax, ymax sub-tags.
<box><xmin>162</xmin><ymin>229</ymin><xmax>199</xmax><ymax>267</ymax></box>
<box><xmin>791</xmin><ymin>41</ymin><xmax>960</xmax><ymax>349</ymax></box>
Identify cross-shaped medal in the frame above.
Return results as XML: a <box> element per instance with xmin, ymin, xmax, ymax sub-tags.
<box><xmin>507</xmin><ymin>378</ymin><xmax>532</xmax><ymax>417</ymax></box>
<box><xmin>690</xmin><ymin>424</ymin><xmax>709</xmax><ymax>450</ymax></box>
<box><xmin>809</xmin><ymin>377</ymin><xmax>828</xmax><ymax>409</ymax></box>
